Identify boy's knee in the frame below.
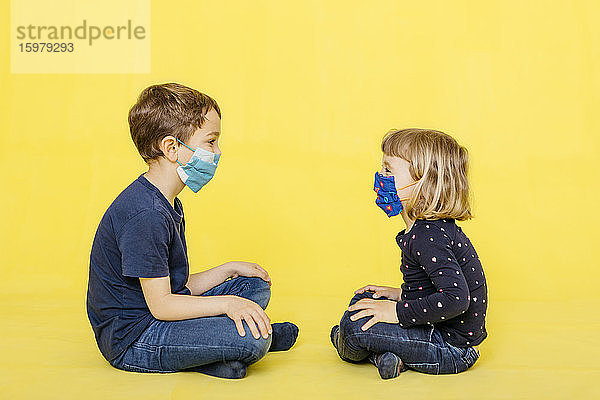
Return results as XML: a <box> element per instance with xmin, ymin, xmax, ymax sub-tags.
<box><xmin>245</xmin><ymin>276</ymin><xmax>270</xmax><ymax>291</ymax></box>
<box><xmin>238</xmin><ymin>334</ymin><xmax>272</xmax><ymax>365</ymax></box>
<box><xmin>241</xmin><ymin>276</ymin><xmax>271</xmax><ymax>309</ymax></box>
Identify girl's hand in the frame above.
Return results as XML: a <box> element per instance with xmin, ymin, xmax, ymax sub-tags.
<box><xmin>226</xmin><ymin>261</ymin><xmax>271</xmax><ymax>286</ymax></box>
<box><xmin>348</xmin><ymin>299</ymin><xmax>399</xmax><ymax>331</ymax></box>
<box><xmin>355</xmin><ymin>285</ymin><xmax>402</xmax><ymax>301</ymax></box>
<box><xmin>224</xmin><ymin>296</ymin><xmax>272</xmax><ymax>339</ymax></box>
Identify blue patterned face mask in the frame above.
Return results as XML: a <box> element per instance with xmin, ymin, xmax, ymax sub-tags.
<box><xmin>175</xmin><ymin>138</ymin><xmax>220</xmax><ymax>193</ymax></box>
<box><xmin>373</xmin><ymin>172</ymin><xmax>418</xmax><ymax>217</ymax></box>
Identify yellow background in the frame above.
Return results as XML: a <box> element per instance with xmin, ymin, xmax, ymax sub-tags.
<box><xmin>1</xmin><ymin>0</ymin><xmax>599</xmax><ymax>398</ymax></box>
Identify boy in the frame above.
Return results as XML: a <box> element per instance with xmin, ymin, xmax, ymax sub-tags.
<box><xmin>86</xmin><ymin>83</ymin><xmax>298</xmax><ymax>378</ymax></box>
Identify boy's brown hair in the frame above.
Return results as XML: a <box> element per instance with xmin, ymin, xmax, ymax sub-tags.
<box><xmin>128</xmin><ymin>83</ymin><xmax>221</xmax><ymax>163</ymax></box>
<box><xmin>381</xmin><ymin>128</ymin><xmax>473</xmax><ymax>221</ymax></box>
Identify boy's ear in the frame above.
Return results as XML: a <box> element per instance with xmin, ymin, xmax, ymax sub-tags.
<box><xmin>158</xmin><ymin>136</ymin><xmax>180</xmax><ymax>162</ymax></box>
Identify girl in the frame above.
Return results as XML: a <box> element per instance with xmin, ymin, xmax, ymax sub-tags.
<box><xmin>330</xmin><ymin>128</ymin><xmax>487</xmax><ymax>378</ymax></box>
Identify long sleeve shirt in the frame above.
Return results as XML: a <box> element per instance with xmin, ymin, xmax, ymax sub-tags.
<box><xmin>395</xmin><ymin>218</ymin><xmax>488</xmax><ymax>347</ymax></box>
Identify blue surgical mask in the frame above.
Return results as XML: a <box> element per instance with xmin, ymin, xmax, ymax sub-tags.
<box><xmin>374</xmin><ymin>172</ymin><xmax>418</xmax><ymax>217</ymax></box>
<box><xmin>175</xmin><ymin>138</ymin><xmax>220</xmax><ymax>193</ymax></box>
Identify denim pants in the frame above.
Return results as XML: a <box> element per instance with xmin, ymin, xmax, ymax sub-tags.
<box><xmin>335</xmin><ymin>292</ymin><xmax>480</xmax><ymax>374</ymax></box>
<box><xmin>110</xmin><ymin>276</ymin><xmax>273</xmax><ymax>373</ymax></box>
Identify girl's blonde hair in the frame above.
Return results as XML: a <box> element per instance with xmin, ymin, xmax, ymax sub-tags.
<box><xmin>381</xmin><ymin>128</ymin><xmax>473</xmax><ymax>221</ymax></box>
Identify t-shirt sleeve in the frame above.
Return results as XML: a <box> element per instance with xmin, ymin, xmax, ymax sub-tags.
<box><xmin>116</xmin><ymin>209</ymin><xmax>171</xmax><ymax>278</ymax></box>
<box><xmin>396</xmin><ymin>223</ymin><xmax>470</xmax><ymax>327</ymax></box>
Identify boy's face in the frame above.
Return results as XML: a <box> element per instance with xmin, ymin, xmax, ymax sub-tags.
<box><xmin>381</xmin><ymin>154</ymin><xmax>416</xmax><ymax>197</ymax></box>
<box><xmin>177</xmin><ymin>107</ymin><xmax>221</xmax><ymax>164</ymax></box>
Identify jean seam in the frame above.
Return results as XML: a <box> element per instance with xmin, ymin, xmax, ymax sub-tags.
<box><xmin>464</xmin><ymin>347</ymin><xmax>479</xmax><ymax>367</ymax></box>
<box><xmin>121</xmin><ymin>362</ymin><xmax>177</xmax><ymax>373</ymax></box>
<box><xmin>131</xmin><ymin>342</ymin><xmax>158</xmax><ymax>352</ymax></box>
<box><xmin>345</xmin><ymin>331</ymin><xmax>445</xmax><ymax>350</ymax></box>
<box><xmin>404</xmin><ymin>362</ymin><xmax>440</xmax><ymax>374</ymax></box>
<box><xmin>121</xmin><ymin>344</ymin><xmax>252</xmax><ymax>373</ymax></box>
<box><xmin>338</xmin><ymin>335</ymin><xmax>367</xmax><ymax>362</ymax></box>
<box><xmin>448</xmin><ymin>348</ymin><xmax>458</xmax><ymax>374</ymax></box>
<box><xmin>231</xmin><ymin>281</ymin><xmax>250</xmax><ymax>297</ymax></box>
<box><xmin>446</xmin><ymin>342</ymin><xmax>478</xmax><ymax>368</ymax></box>
<box><xmin>343</xmin><ymin>330</ymin><xmax>447</xmax><ymax>374</ymax></box>
<box><xmin>158</xmin><ymin>344</ymin><xmax>253</xmax><ymax>350</ymax></box>
<box><xmin>160</xmin><ymin>344</ymin><xmax>265</xmax><ymax>366</ymax></box>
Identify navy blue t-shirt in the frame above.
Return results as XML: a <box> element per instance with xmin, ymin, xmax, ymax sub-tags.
<box><xmin>395</xmin><ymin>218</ymin><xmax>488</xmax><ymax>347</ymax></box>
<box><xmin>86</xmin><ymin>173</ymin><xmax>191</xmax><ymax>363</ymax></box>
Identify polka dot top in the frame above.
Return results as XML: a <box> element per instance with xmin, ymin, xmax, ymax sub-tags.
<box><xmin>395</xmin><ymin>218</ymin><xmax>488</xmax><ymax>348</ymax></box>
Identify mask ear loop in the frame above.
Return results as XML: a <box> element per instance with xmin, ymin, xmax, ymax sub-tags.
<box><xmin>176</xmin><ymin>138</ymin><xmax>196</xmax><ymax>152</ymax></box>
<box><xmin>176</xmin><ymin>138</ymin><xmax>196</xmax><ymax>167</ymax></box>
<box><xmin>397</xmin><ymin>180</ymin><xmax>419</xmax><ymax>202</ymax></box>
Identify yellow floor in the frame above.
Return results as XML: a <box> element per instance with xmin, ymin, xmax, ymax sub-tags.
<box><xmin>1</xmin><ymin>294</ymin><xmax>598</xmax><ymax>399</ymax></box>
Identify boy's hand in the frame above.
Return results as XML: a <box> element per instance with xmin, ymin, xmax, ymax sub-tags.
<box><xmin>355</xmin><ymin>285</ymin><xmax>402</xmax><ymax>301</ymax></box>
<box><xmin>227</xmin><ymin>261</ymin><xmax>271</xmax><ymax>286</ymax></box>
<box><xmin>224</xmin><ymin>296</ymin><xmax>272</xmax><ymax>339</ymax></box>
<box><xmin>348</xmin><ymin>299</ymin><xmax>399</xmax><ymax>331</ymax></box>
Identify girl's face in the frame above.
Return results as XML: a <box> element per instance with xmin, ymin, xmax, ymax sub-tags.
<box><xmin>381</xmin><ymin>154</ymin><xmax>417</xmax><ymax>199</ymax></box>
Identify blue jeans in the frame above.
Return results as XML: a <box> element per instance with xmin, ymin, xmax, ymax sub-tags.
<box><xmin>335</xmin><ymin>292</ymin><xmax>480</xmax><ymax>374</ymax></box>
<box><xmin>110</xmin><ymin>277</ymin><xmax>273</xmax><ymax>373</ymax></box>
